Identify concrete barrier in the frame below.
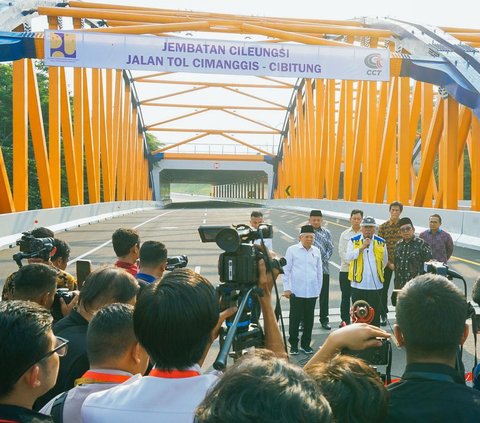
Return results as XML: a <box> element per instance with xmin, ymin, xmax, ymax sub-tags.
<box><xmin>0</xmin><ymin>201</ymin><xmax>163</xmax><ymax>250</ymax></box>
<box><xmin>213</xmin><ymin>197</ymin><xmax>480</xmax><ymax>251</ymax></box>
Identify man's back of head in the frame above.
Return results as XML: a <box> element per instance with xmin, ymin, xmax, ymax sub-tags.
<box><xmin>31</xmin><ymin>227</ymin><xmax>55</xmax><ymax>239</ymax></box>
<box><xmin>396</xmin><ymin>274</ymin><xmax>468</xmax><ymax>361</ymax></box>
<box><xmin>138</xmin><ymin>241</ymin><xmax>167</xmax><ymax>278</ymax></box>
<box><xmin>112</xmin><ymin>228</ymin><xmax>140</xmax><ymax>259</ymax></box>
<box><xmin>195</xmin><ymin>349</ymin><xmax>332</xmax><ymax>423</ymax></box>
<box><xmin>87</xmin><ymin>303</ymin><xmax>148</xmax><ymax>375</ymax></box>
<box><xmin>51</xmin><ymin>239</ymin><xmax>71</xmax><ymax>271</ymax></box>
<box><xmin>134</xmin><ymin>268</ymin><xmax>218</xmax><ymax>369</ymax></box>
<box><xmin>13</xmin><ymin>263</ymin><xmax>58</xmax><ymax>309</ymax></box>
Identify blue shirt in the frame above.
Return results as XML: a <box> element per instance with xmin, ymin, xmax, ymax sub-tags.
<box><xmin>136</xmin><ymin>273</ymin><xmax>156</xmax><ymax>284</ymax></box>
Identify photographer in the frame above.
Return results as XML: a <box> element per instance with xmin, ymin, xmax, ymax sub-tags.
<box><xmin>195</xmin><ymin>349</ymin><xmax>333</xmax><ymax>423</ymax></box>
<box><xmin>36</xmin><ymin>266</ymin><xmax>140</xmax><ymax>409</ymax></box>
<box><xmin>82</xmin><ymin>261</ymin><xmax>286</xmax><ymax>422</ymax></box>
<box><xmin>307</xmin><ymin>354</ymin><xmax>389</xmax><ymax>423</ymax></box>
<box><xmin>386</xmin><ymin>274</ymin><xmax>480</xmax><ymax>422</ymax></box>
<box><xmin>2</xmin><ymin>229</ymin><xmax>77</xmax><ymax>301</ymax></box>
<box><xmin>12</xmin><ymin>263</ymin><xmax>58</xmax><ymax>309</ymax></box>
<box><xmin>250</xmin><ymin>211</ymin><xmax>273</xmax><ymax>251</ymax></box>
<box><xmin>136</xmin><ymin>241</ymin><xmax>168</xmax><ymax>286</ymax></box>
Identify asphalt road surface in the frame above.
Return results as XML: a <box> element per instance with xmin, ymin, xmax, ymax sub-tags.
<box><xmin>1</xmin><ymin>198</ymin><xmax>479</xmax><ymax>381</ymax></box>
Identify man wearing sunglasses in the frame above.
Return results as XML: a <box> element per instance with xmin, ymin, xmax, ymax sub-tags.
<box><xmin>394</xmin><ymin>217</ymin><xmax>432</xmax><ymax>292</ymax></box>
<box><xmin>0</xmin><ymin>301</ymin><xmax>68</xmax><ymax>423</ymax></box>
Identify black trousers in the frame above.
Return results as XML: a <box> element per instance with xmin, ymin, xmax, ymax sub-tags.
<box><xmin>318</xmin><ymin>273</ymin><xmax>330</xmax><ymax>323</ymax></box>
<box><xmin>351</xmin><ymin>287</ymin><xmax>382</xmax><ymax>327</ymax></box>
<box><xmin>339</xmin><ymin>271</ymin><xmax>352</xmax><ymax>324</ymax></box>
<box><xmin>289</xmin><ymin>296</ymin><xmax>317</xmax><ymax>349</ymax></box>
<box><xmin>380</xmin><ymin>266</ymin><xmax>393</xmax><ymax>318</ymax></box>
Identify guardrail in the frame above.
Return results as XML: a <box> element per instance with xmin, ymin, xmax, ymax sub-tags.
<box><xmin>214</xmin><ymin>197</ymin><xmax>480</xmax><ymax>251</ymax></box>
<box><xmin>0</xmin><ymin>201</ymin><xmax>163</xmax><ymax>250</ymax></box>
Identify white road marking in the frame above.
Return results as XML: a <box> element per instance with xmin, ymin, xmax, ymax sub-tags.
<box><xmin>278</xmin><ymin>229</ymin><xmax>295</xmax><ymax>240</ymax></box>
<box><xmin>68</xmin><ymin>210</ymin><xmax>175</xmax><ymax>265</ymax></box>
<box><xmin>329</xmin><ymin>261</ymin><xmax>341</xmax><ymax>270</ymax></box>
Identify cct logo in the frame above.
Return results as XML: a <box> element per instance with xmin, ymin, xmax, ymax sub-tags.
<box><xmin>364</xmin><ymin>53</ymin><xmax>383</xmax><ymax>76</ymax></box>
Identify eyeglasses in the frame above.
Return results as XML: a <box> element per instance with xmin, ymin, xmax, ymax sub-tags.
<box><xmin>12</xmin><ymin>336</ymin><xmax>69</xmax><ymax>384</ymax></box>
<box><xmin>45</xmin><ymin>336</ymin><xmax>69</xmax><ymax>359</ymax></box>
<box><xmin>399</xmin><ymin>226</ymin><xmax>412</xmax><ymax>232</ymax></box>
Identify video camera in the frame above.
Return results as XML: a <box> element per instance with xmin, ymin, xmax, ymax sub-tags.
<box><xmin>198</xmin><ymin>224</ymin><xmax>283</xmax><ymax>285</ymax></box>
<box><xmin>198</xmin><ymin>223</ymin><xmax>285</xmax><ymax>370</ymax></box>
<box><xmin>13</xmin><ymin>232</ymin><xmax>55</xmax><ymax>267</ymax></box>
<box><xmin>166</xmin><ymin>255</ymin><xmax>188</xmax><ymax>271</ymax></box>
<box><xmin>343</xmin><ymin>300</ymin><xmax>392</xmax><ymax>383</ymax></box>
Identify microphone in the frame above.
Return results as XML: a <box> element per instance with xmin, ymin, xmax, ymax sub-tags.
<box><xmin>472</xmin><ymin>278</ymin><xmax>480</xmax><ymax>306</ymax></box>
<box><xmin>364</xmin><ymin>236</ymin><xmax>371</xmax><ymax>250</ymax></box>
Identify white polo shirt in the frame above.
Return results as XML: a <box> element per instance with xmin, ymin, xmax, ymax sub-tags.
<box><xmin>81</xmin><ymin>366</ymin><xmax>219</xmax><ymax>423</ymax></box>
<box><xmin>283</xmin><ymin>242</ymin><xmax>323</xmax><ymax>298</ymax></box>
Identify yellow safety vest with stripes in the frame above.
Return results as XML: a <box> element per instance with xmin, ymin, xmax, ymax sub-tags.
<box><xmin>348</xmin><ymin>234</ymin><xmax>386</xmax><ymax>283</ymax></box>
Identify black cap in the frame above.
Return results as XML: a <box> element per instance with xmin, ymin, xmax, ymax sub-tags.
<box><xmin>300</xmin><ymin>225</ymin><xmax>315</xmax><ymax>234</ymax></box>
<box><xmin>310</xmin><ymin>210</ymin><xmax>323</xmax><ymax>217</ymax></box>
<box><xmin>398</xmin><ymin>217</ymin><xmax>413</xmax><ymax>228</ymax></box>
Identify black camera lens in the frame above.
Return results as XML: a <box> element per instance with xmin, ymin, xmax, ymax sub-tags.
<box><xmin>216</xmin><ymin>228</ymin><xmax>241</xmax><ymax>253</ymax></box>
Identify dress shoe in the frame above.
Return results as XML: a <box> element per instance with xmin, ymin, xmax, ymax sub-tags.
<box><xmin>321</xmin><ymin>322</ymin><xmax>331</xmax><ymax>330</ymax></box>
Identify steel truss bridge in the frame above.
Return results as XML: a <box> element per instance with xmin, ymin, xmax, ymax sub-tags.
<box><xmin>1</xmin><ymin>1</ymin><xmax>480</xmax><ymax>212</ymax></box>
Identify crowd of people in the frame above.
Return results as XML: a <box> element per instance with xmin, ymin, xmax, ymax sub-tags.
<box><xmin>0</xmin><ymin>204</ymin><xmax>479</xmax><ymax>423</ymax></box>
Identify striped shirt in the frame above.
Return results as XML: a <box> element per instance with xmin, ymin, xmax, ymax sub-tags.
<box><xmin>313</xmin><ymin>227</ymin><xmax>334</xmax><ymax>274</ymax></box>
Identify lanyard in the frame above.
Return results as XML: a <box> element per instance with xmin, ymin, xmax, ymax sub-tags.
<box><xmin>75</xmin><ymin>370</ymin><xmax>132</xmax><ymax>386</ymax></box>
<box><xmin>149</xmin><ymin>368</ymin><xmax>201</xmax><ymax>379</ymax></box>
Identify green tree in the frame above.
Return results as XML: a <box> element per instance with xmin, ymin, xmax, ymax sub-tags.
<box><xmin>145</xmin><ymin>132</ymin><xmax>163</xmax><ymax>152</ymax></box>
<box><xmin>0</xmin><ymin>61</ymin><xmax>70</xmax><ymax>210</ymax></box>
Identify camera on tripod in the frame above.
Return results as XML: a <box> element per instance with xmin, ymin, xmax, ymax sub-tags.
<box><xmin>198</xmin><ymin>223</ymin><xmax>285</xmax><ymax>370</ymax></box>
<box><xmin>13</xmin><ymin>232</ymin><xmax>55</xmax><ymax>267</ymax></box>
<box><xmin>198</xmin><ymin>224</ymin><xmax>283</xmax><ymax>285</ymax></box>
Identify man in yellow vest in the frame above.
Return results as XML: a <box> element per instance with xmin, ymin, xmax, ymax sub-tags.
<box><xmin>346</xmin><ymin>216</ymin><xmax>388</xmax><ymax>327</ymax></box>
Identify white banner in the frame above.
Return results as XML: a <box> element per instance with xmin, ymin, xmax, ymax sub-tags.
<box><xmin>44</xmin><ymin>30</ymin><xmax>390</xmax><ymax>81</ymax></box>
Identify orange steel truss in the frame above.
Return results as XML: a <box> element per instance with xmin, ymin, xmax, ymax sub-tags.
<box><xmin>1</xmin><ymin>2</ymin><xmax>479</xmax><ymax>212</ymax></box>
<box><xmin>275</xmin><ymin>77</ymin><xmax>480</xmax><ymax>211</ymax></box>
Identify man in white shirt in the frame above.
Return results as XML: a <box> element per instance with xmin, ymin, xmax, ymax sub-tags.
<box><xmin>283</xmin><ymin>225</ymin><xmax>323</xmax><ymax>355</ymax></box>
<box><xmin>41</xmin><ymin>303</ymin><xmax>149</xmax><ymax>423</ymax></box>
<box><xmin>250</xmin><ymin>210</ymin><xmax>273</xmax><ymax>251</ymax></box>
<box><xmin>346</xmin><ymin>216</ymin><xmax>387</xmax><ymax>327</ymax></box>
<box><xmin>338</xmin><ymin>209</ymin><xmax>364</xmax><ymax>326</ymax></box>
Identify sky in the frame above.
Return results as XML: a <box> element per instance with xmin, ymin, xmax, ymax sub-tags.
<box><xmin>99</xmin><ymin>0</ymin><xmax>479</xmax><ymax>29</ymax></box>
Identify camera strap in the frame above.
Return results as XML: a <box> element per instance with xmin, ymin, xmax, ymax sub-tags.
<box><xmin>50</xmin><ymin>391</ymin><xmax>68</xmax><ymax>423</ymax></box>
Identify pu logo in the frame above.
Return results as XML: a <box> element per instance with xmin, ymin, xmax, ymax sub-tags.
<box><xmin>364</xmin><ymin>53</ymin><xmax>383</xmax><ymax>76</ymax></box>
<box><xmin>50</xmin><ymin>32</ymin><xmax>77</xmax><ymax>58</ymax></box>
